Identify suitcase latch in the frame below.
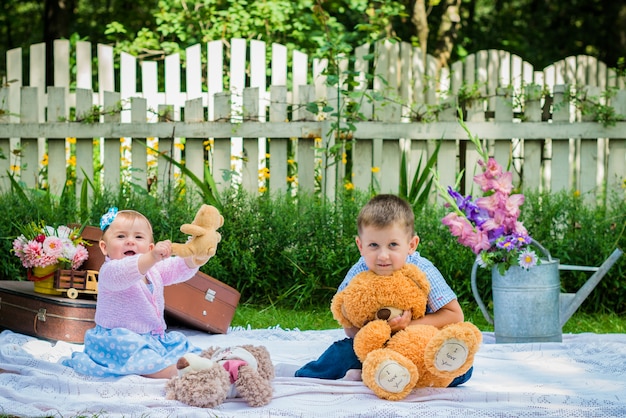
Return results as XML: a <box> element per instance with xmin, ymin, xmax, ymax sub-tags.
<box><xmin>205</xmin><ymin>288</ymin><xmax>217</xmax><ymax>302</ymax></box>
<box><xmin>37</xmin><ymin>308</ymin><xmax>47</xmax><ymax>322</ymax></box>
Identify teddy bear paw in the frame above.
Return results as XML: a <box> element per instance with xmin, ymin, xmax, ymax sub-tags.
<box><xmin>373</xmin><ymin>359</ymin><xmax>413</xmax><ymax>393</ymax></box>
<box><xmin>362</xmin><ymin>348</ymin><xmax>418</xmax><ymax>401</ymax></box>
<box><xmin>433</xmin><ymin>338</ymin><xmax>469</xmax><ymax>372</ymax></box>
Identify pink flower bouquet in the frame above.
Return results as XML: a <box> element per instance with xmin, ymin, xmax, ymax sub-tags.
<box><xmin>12</xmin><ymin>222</ymin><xmax>89</xmax><ymax>271</ymax></box>
<box><xmin>434</xmin><ymin>122</ymin><xmax>538</xmax><ymax>275</ymax></box>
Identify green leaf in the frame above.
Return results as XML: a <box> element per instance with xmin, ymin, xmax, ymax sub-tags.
<box><xmin>306</xmin><ymin>102</ymin><xmax>320</xmax><ymax>114</ymax></box>
<box><xmin>399</xmin><ymin>140</ymin><xmax>441</xmax><ymax>210</ymax></box>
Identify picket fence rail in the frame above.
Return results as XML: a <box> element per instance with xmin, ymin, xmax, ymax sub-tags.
<box><xmin>1</xmin><ymin>39</ymin><xmax>625</xmax><ymax>205</ymax></box>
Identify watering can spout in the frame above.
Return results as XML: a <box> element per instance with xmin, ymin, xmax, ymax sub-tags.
<box><xmin>559</xmin><ymin>248</ymin><xmax>623</xmax><ymax>327</ymax></box>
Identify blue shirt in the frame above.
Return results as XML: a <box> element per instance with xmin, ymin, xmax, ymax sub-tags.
<box><xmin>337</xmin><ymin>252</ymin><xmax>456</xmax><ymax>313</ymax></box>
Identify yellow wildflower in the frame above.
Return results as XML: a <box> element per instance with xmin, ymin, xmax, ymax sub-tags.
<box><xmin>41</xmin><ymin>154</ymin><xmax>49</xmax><ymax>166</ymax></box>
<box><xmin>175</xmin><ymin>143</ymin><xmax>185</xmax><ymax>151</ymax></box>
<box><xmin>344</xmin><ymin>182</ymin><xmax>355</xmax><ymax>191</ymax></box>
<box><xmin>66</xmin><ymin>137</ymin><xmax>77</xmax><ymax>144</ymax></box>
<box><xmin>259</xmin><ymin>167</ymin><xmax>271</xmax><ymax>180</ymax></box>
<box><xmin>259</xmin><ymin>186</ymin><xmax>268</xmax><ymax>193</ymax></box>
<box><xmin>10</xmin><ymin>165</ymin><xmax>19</xmax><ymax>173</ymax></box>
<box><xmin>371</xmin><ymin>166</ymin><xmax>380</xmax><ymax>173</ymax></box>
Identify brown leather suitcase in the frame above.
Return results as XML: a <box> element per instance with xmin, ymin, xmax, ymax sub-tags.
<box><xmin>69</xmin><ymin>224</ymin><xmax>105</xmax><ymax>272</ymax></box>
<box><xmin>164</xmin><ymin>271</ymin><xmax>240</xmax><ymax>334</ymax></box>
<box><xmin>0</xmin><ymin>280</ymin><xmax>96</xmax><ymax>343</ymax></box>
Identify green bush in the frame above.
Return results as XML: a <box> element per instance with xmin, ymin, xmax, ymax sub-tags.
<box><xmin>204</xmin><ymin>190</ymin><xmax>367</xmax><ymax>308</ymax></box>
<box><xmin>521</xmin><ymin>190</ymin><xmax>626</xmax><ymax>313</ymax></box>
<box><xmin>1</xmin><ymin>186</ymin><xmax>624</xmax><ymax>314</ymax></box>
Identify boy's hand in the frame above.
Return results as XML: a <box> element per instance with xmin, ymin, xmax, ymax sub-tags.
<box><xmin>388</xmin><ymin>310</ymin><xmax>412</xmax><ymax>333</ymax></box>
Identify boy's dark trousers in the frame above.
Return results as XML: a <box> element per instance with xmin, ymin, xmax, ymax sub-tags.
<box><xmin>295</xmin><ymin>337</ymin><xmax>473</xmax><ymax>387</ymax></box>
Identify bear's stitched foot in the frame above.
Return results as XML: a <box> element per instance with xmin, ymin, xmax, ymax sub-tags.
<box><xmin>362</xmin><ymin>349</ymin><xmax>418</xmax><ymax>401</ymax></box>
<box><xmin>373</xmin><ymin>359</ymin><xmax>412</xmax><ymax>394</ymax></box>
<box><xmin>433</xmin><ymin>338</ymin><xmax>469</xmax><ymax>372</ymax></box>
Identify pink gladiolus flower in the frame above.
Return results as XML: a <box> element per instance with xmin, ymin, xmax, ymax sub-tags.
<box><xmin>442</xmin><ymin>213</ymin><xmax>473</xmax><ymax>237</ymax></box>
<box><xmin>473</xmin><ymin>173</ymin><xmax>493</xmax><ymax>192</ymax></box>
<box><xmin>478</xmin><ymin>158</ymin><xmax>502</xmax><ymax>179</ymax></box>
<box><xmin>435</xmin><ymin>134</ymin><xmax>538</xmax><ymax>273</ymax></box>
<box><xmin>493</xmin><ymin>171</ymin><xmax>514</xmax><ymax>194</ymax></box>
<box><xmin>513</xmin><ymin>221</ymin><xmax>528</xmax><ymax>235</ymax></box>
<box><xmin>460</xmin><ymin>228</ymin><xmax>491</xmax><ymax>254</ymax></box>
<box><xmin>476</xmin><ymin>194</ymin><xmax>505</xmax><ymax>213</ymax></box>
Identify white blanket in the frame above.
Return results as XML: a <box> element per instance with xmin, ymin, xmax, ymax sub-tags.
<box><xmin>1</xmin><ymin>327</ymin><xmax>625</xmax><ymax>417</ymax></box>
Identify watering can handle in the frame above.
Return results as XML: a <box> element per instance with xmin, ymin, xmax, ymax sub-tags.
<box><xmin>470</xmin><ymin>260</ymin><xmax>494</xmax><ymax>325</ymax></box>
<box><xmin>530</xmin><ymin>238</ymin><xmax>553</xmax><ymax>262</ymax></box>
<box><xmin>470</xmin><ymin>238</ymin><xmax>553</xmax><ymax>325</ymax></box>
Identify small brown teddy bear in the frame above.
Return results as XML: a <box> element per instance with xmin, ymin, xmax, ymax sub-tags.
<box><xmin>171</xmin><ymin>204</ymin><xmax>224</xmax><ymax>266</ymax></box>
<box><xmin>165</xmin><ymin>345</ymin><xmax>274</xmax><ymax>408</ymax></box>
<box><xmin>331</xmin><ymin>263</ymin><xmax>482</xmax><ymax>401</ymax></box>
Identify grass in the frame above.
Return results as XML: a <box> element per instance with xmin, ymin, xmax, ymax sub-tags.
<box><xmin>231</xmin><ymin>303</ymin><xmax>626</xmax><ymax>334</ymax></box>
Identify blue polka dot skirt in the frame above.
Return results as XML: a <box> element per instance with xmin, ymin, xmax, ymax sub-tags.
<box><xmin>62</xmin><ymin>325</ymin><xmax>201</xmax><ymax>377</ymax></box>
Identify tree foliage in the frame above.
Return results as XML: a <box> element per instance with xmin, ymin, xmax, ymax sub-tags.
<box><xmin>1</xmin><ymin>0</ymin><xmax>625</xmax><ymax>81</ymax></box>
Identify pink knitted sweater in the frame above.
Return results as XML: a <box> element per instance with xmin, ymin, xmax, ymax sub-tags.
<box><xmin>94</xmin><ymin>255</ymin><xmax>198</xmax><ymax>335</ymax></box>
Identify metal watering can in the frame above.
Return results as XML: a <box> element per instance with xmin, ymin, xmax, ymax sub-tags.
<box><xmin>471</xmin><ymin>240</ymin><xmax>623</xmax><ymax>343</ymax></box>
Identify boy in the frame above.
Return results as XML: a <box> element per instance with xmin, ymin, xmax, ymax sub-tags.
<box><xmin>295</xmin><ymin>194</ymin><xmax>472</xmax><ymax>386</ymax></box>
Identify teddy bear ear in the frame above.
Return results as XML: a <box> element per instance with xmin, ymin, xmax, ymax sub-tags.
<box><xmin>330</xmin><ymin>293</ymin><xmax>354</xmax><ymax>328</ymax></box>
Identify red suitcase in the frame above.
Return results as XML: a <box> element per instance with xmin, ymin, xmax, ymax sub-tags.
<box><xmin>0</xmin><ymin>280</ymin><xmax>96</xmax><ymax>343</ymax></box>
<box><xmin>164</xmin><ymin>271</ymin><xmax>240</xmax><ymax>334</ymax></box>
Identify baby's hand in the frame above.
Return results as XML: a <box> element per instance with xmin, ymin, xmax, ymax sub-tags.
<box><xmin>388</xmin><ymin>310</ymin><xmax>412</xmax><ymax>333</ymax></box>
<box><xmin>152</xmin><ymin>240</ymin><xmax>172</xmax><ymax>261</ymax></box>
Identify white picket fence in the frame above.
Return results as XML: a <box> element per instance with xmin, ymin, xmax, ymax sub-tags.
<box><xmin>1</xmin><ymin>38</ymin><xmax>625</xmax><ymax>204</ymax></box>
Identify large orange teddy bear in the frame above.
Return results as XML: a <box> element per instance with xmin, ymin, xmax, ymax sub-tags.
<box><xmin>331</xmin><ymin>263</ymin><xmax>482</xmax><ymax>400</ymax></box>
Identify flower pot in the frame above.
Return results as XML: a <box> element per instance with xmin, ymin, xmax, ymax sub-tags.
<box><xmin>28</xmin><ymin>264</ymin><xmax>63</xmax><ymax>296</ymax></box>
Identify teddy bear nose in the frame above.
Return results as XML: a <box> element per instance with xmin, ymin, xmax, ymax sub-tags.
<box><xmin>377</xmin><ymin>308</ymin><xmax>392</xmax><ymax>320</ymax></box>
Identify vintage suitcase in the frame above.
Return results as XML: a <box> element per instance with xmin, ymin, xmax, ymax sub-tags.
<box><xmin>0</xmin><ymin>280</ymin><xmax>96</xmax><ymax>343</ymax></box>
<box><xmin>164</xmin><ymin>271</ymin><xmax>240</xmax><ymax>334</ymax></box>
<box><xmin>72</xmin><ymin>224</ymin><xmax>105</xmax><ymax>271</ymax></box>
